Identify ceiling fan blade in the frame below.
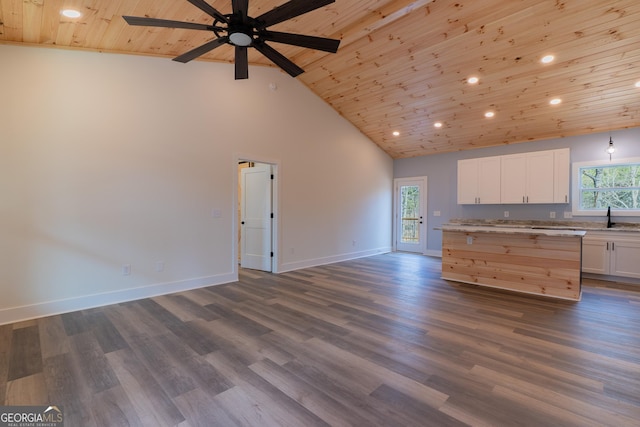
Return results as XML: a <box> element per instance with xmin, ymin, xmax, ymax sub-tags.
<box><xmin>232</xmin><ymin>0</ymin><xmax>249</xmax><ymax>21</ymax></box>
<box><xmin>261</xmin><ymin>30</ymin><xmax>340</xmax><ymax>53</ymax></box>
<box><xmin>187</xmin><ymin>0</ymin><xmax>229</xmax><ymax>23</ymax></box>
<box><xmin>253</xmin><ymin>41</ymin><xmax>304</xmax><ymax>77</ymax></box>
<box><xmin>173</xmin><ymin>37</ymin><xmax>229</xmax><ymax>63</ymax></box>
<box><xmin>123</xmin><ymin>16</ymin><xmax>214</xmax><ymax>31</ymax></box>
<box><xmin>235</xmin><ymin>46</ymin><xmax>249</xmax><ymax>80</ymax></box>
<box><xmin>256</xmin><ymin>0</ymin><xmax>334</xmax><ymax>28</ymax></box>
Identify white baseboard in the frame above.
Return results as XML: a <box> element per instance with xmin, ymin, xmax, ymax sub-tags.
<box><xmin>0</xmin><ymin>272</ymin><xmax>236</xmax><ymax>326</ymax></box>
<box><xmin>278</xmin><ymin>247</ymin><xmax>392</xmax><ymax>273</ymax></box>
<box><xmin>582</xmin><ymin>273</ymin><xmax>640</xmax><ymax>285</ymax></box>
<box><xmin>424</xmin><ymin>249</ymin><xmax>442</xmax><ymax>258</ymax></box>
<box><xmin>1</xmin><ymin>248</ymin><xmax>400</xmax><ymax>325</ymax></box>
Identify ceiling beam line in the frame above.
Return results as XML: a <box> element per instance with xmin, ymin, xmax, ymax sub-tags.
<box><xmin>295</xmin><ymin>0</ymin><xmax>434</xmax><ymax>66</ymax></box>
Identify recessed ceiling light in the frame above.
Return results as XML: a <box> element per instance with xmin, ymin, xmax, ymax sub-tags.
<box><xmin>541</xmin><ymin>55</ymin><xmax>555</xmax><ymax>64</ymax></box>
<box><xmin>484</xmin><ymin>111</ymin><xmax>495</xmax><ymax>118</ymax></box>
<box><xmin>434</xmin><ymin>122</ymin><xmax>443</xmax><ymax>128</ymax></box>
<box><xmin>392</xmin><ymin>131</ymin><xmax>400</xmax><ymax>137</ymax></box>
<box><xmin>61</xmin><ymin>9</ymin><xmax>81</xmax><ymax>18</ymax></box>
<box><xmin>550</xmin><ymin>98</ymin><xmax>562</xmax><ymax>105</ymax></box>
<box><xmin>467</xmin><ymin>77</ymin><xmax>479</xmax><ymax>84</ymax></box>
<box><xmin>635</xmin><ymin>81</ymin><xmax>640</xmax><ymax>88</ymax></box>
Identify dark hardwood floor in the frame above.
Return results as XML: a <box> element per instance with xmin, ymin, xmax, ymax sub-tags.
<box><xmin>1</xmin><ymin>253</ymin><xmax>639</xmax><ymax>426</ymax></box>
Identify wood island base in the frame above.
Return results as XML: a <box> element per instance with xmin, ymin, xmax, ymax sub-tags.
<box><xmin>441</xmin><ymin>226</ymin><xmax>584</xmax><ymax>301</ymax></box>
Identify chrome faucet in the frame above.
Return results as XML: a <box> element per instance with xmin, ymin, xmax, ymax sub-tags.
<box><xmin>607</xmin><ymin>206</ymin><xmax>614</xmax><ymax>228</ymax></box>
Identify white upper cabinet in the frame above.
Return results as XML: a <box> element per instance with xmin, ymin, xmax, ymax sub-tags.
<box><xmin>458</xmin><ymin>148</ymin><xmax>570</xmax><ymax>205</ymax></box>
<box><xmin>457</xmin><ymin>156</ymin><xmax>501</xmax><ymax>204</ymax></box>
<box><xmin>500</xmin><ymin>153</ymin><xmax>528</xmax><ymax>204</ymax></box>
<box><xmin>457</xmin><ymin>159</ymin><xmax>479</xmax><ymax>204</ymax></box>
<box><xmin>501</xmin><ymin>150</ymin><xmax>555</xmax><ymax>203</ymax></box>
<box><xmin>553</xmin><ymin>148</ymin><xmax>570</xmax><ymax>203</ymax></box>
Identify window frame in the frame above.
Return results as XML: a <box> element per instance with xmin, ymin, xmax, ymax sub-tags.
<box><xmin>571</xmin><ymin>156</ymin><xmax>640</xmax><ymax>217</ymax></box>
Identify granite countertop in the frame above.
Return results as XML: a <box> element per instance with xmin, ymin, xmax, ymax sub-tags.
<box><xmin>444</xmin><ymin>219</ymin><xmax>640</xmax><ymax>233</ymax></box>
<box><xmin>439</xmin><ymin>224</ymin><xmax>587</xmax><ymax>237</ymax></box>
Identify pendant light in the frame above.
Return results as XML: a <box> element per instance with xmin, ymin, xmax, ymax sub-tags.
<box><xmin>606</xmin><ymin>135</ymin><xmax>615</xmax><ymax>160</ymax></box>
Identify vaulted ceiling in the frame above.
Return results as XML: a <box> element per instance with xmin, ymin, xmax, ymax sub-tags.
<box><xmin>2</xmin><ymin>0</ymin><xmax>640</xmax><ymax>158</ymax></box>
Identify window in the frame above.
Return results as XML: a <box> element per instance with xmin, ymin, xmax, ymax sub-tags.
<box><xmin>572</xmin><ymin>157</ymin><xmax>640</xmax><ymax>216</ymax></box>
<box><xmin>399</xmin><ymin>185</ymin><xmax>420</xmax><ymax>243</ymax></box>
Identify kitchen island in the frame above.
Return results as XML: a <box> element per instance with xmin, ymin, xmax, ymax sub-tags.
<box><xmin>441</xmin><ymin>224</ymin><xmax>586</xmax><ymax>301</ymax></box>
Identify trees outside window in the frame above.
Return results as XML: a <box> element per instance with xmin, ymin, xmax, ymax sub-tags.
<box><xmin>577</xmin><ymin>161</ymin><xmax>640</xmax><ymax>212</ymax></box>
<box><xmin>400</xmin><ymin>185</ymin><xmax>420</xmax><ymax>243</ymax></box>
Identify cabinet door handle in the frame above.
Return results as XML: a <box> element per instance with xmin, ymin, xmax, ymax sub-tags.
<box><xmin>565</xmin><ymin>195</ymin><xmax>568</xmax><ymax>203</ymax></box>
<box><xmin>606</xmin><ymin>242</ymin><xmax>609</xmax><ymax>251</ymax></box>
<box><xmin>612</xmin><ymin>242</ymin><xmax>615</xmax><ymax>251</ymax></box>
<box><xmin>522</xmin><ymin>196</ymin><xmax>525</xmax><ymax>203</ymax></box>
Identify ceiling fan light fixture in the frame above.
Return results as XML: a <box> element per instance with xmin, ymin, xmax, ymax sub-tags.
<box><xmin>229</xmin><ymin>32</ymin><xmax>252</xmax><ymax>47</ymax></box>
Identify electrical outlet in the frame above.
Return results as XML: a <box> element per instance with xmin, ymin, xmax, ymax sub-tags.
<box><xmin>504</xmin><ymin>211</ymin><xmax>509</xmax><ymax>218</ymax></box>
<box><xmin>122</xmin><ymin>264</ymin><xmax>131</xmax><ymax>276</ymax></box>
<box><xmin>564</xmin><ymin>211</ymin><xmax>573</xmax><ymax>218</ymax></box>
<box><xmin>550</xmin><ymin>211</ymin><xmax>556</xmax><ymax>219</ymax></box>
<box><xmin>156</xmin><ymin>261</ymin><xmax>165</xmax><ymax>272</ymax></box>
<box><xmin>433</xmin><ymin>211</ymin><xmax>441</xmax><ymax>217</ymax></box>
<box><xmin>466</xmin><ymin>236</ymin><xmax>473</xmax><ymax>245</ymax></box>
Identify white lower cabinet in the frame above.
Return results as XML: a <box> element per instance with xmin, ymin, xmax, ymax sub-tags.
<box><xmin>582</xmin><ymin>232</ymin><xmax>640</xmax><ymax>279</ymax></box>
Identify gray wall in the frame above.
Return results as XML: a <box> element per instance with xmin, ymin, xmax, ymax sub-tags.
<box><xmin>394</xmin><ymin>128</ymin><xmax>640</xmax><ymax>253</ymax></box>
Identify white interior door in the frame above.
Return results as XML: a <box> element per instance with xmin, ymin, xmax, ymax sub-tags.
<box><xmin>394</xmin><ymin>177</ymin><xmax>427</xmax><ymax>253</ymax></box>
<box><xmin>240</xmin><ymin>163</ymin><xmax>272</xmax><ymax>271</ymax></box>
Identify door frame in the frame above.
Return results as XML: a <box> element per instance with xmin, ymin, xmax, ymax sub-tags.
<box><xmin>233</xmin><ymin>154</ymin><xmax>280</xmax><ymax>277</ymax></box>
<box><xmin>393</xmin><ymin>176</ymin><xmax>428</xmax><ymax>254</ymax></box>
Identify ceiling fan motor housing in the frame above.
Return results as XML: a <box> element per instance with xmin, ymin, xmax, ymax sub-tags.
<box><xmin>227</xmin><ymin>13</ymin><xmax>254</xmax><ymax>47</ymax></box>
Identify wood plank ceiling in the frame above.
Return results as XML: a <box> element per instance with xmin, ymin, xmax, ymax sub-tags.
<box><xmin>2</xmin><ymin>0</ymin><xmax>640</xmax><ymax>158</ymax></box>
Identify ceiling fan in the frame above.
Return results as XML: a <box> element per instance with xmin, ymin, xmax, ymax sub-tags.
<box><xmin>123</xmin><ymin>0</ymin><xmax>340</xmax><ymax>79</ymax></box>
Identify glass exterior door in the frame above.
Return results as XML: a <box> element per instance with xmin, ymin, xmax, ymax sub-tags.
<box><xmin>395</xmin><ymin>178</ymin><xmax>426</xmax><ymax>253</ymax></box>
